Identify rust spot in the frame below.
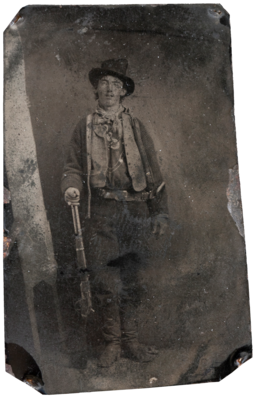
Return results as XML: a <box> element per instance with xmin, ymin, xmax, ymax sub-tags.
<box><xmin>3</xmin><ymin>234</ymin><xmax>11</xmax><ymax>259</ymax></box>
<box><xmin>14</xmin><ymin>14</ymin><xmax>21</xmax><ymax>23</ymax></box>
<box><xmin>11</xmin><ymin>12</ymin><xmax>23</xmax><ymax>25</ymax></box>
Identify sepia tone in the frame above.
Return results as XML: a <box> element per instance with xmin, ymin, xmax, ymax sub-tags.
<box><xmin>4</xmin><ymin>4</ymin><xmax>252</xmax><ymax>395</ymax></box>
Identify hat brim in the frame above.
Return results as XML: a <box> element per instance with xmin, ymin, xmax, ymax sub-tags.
<box><xmin>89</xmin><ymin>68</ymin><xmax>135</xmax><ymax>96</ymax></box>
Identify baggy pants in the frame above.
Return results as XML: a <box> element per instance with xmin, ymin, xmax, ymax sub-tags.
<box><xmin>83</xmin><ymin>195</ymin><xmax>152</xmax><ymax>342</ymax></box>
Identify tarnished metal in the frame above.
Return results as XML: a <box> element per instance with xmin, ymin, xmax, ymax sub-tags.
<box><xmin>3</xmin><ymin>4</ymin><xmax>252</xmax><ymax>394</ymax></box>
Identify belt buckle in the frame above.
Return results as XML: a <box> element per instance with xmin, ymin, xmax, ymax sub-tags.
<box><xmin>113</xmin><ymin>190</ymin><xmax>128</xmax><ymax>201</ymax></box>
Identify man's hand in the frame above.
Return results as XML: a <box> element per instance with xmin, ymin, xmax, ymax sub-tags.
<box><xmin>64</xmin><ymin>187</ymin><xmax>80</xmax><ymax>205</ymax></box>
<box><xmin>152</xmin><ymin>214</ymin><xmax>169</xmax><ymax>239</ymax></box>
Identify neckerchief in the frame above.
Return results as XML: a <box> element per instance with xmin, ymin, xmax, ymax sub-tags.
<box><xmin>93</xmin><ymin>105</ymin><xmax>126</xmax><ymax>150</ymax></box>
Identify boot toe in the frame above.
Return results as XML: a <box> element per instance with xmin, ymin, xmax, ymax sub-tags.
<box><xmin>122</xmin><ymin>342</ymin><xmax>159</xmax><ymax>362</ymax></box>
<box><xmin>97</xmin><ymin>343</ymin><xmax>121</xmax><ymax>367</ymax></box>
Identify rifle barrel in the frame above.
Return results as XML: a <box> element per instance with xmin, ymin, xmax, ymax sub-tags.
<box><xmin>74</xmin><ymin>205</ymin><xmax>82</xmax><ymax>235</ymax></box>
<box><xmin>71</xmin><ymin>205</ymin><xmax>78</xmax><ymax>235</ymax></box>
<box><xmin>70</xmin><ymin>202</ymin><xmax>93</xmax><ymax>314</ymax></box>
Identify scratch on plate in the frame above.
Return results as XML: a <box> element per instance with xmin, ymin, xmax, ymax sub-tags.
<box><xmin>149</xmin><ymin>377</ymin><xmax>158</xmax><ymax>384</ymax></box>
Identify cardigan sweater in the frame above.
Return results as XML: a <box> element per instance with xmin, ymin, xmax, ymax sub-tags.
<box><xmin>61</xmin><ymin>111</ymin><xmax>169</xmax><ymax>218</ymax></box>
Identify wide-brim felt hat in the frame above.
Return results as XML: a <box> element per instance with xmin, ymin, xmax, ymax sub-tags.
<box><xmin>89</xmin><ymin>58</ymin><xmax>135</xmax><ymax>96</ymax></box>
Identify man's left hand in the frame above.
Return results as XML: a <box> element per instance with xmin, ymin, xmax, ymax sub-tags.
<box><xmin>151</xmin><ymin>214</ymin><xmax>169</xmax><ymax>239</ymax></box>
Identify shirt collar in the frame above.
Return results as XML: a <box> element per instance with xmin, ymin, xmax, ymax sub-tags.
<box><xmin>95</xmin><ymin>104</ymin><xmax>129</xmax><ymax>121</ymax></box>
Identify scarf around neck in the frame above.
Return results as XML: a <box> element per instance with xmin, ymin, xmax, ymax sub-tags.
<box><xmin>93</xmin><ymin>104</ymin><xmax>126</xmax><ymax>149</ymax></box>
<box><xmin>95</xmin><ymin>104</ymin><xmax>125</xmax><ymax>121</ymax></box>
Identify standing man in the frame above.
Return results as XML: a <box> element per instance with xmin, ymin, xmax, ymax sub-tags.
<box><xmin>61</xmin><ymin>59</ymin><xmax>169</xmax><ymax>367</ymax></box>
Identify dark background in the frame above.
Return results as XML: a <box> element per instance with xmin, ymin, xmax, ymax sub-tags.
<box><xmin>4</xmin><ymin>4</ymin><xmax>251</xmax><ymax>389</ymax></box>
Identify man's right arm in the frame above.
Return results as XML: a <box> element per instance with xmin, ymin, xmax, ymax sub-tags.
<box><xmin>61</xmin><ymin>120</ymin><xmax>86</xmax><ymax>202</ymax></box>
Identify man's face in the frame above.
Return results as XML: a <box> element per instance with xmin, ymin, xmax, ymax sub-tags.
<box><xmin>97</xmin><ymin>75</ymin><xmax>127</xmax><ymax>108</ymax></box>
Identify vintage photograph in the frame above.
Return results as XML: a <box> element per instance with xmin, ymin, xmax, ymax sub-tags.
<box><xmin>4</xmin><ymin>4</ymin><xmax>252</xmax><ymax>395</ymax></box>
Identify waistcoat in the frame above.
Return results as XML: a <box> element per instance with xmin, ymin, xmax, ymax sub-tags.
<box><xmin>86</xmin><ymin>112</ymin><xmax>147</xmax><ymax>192</ymax></box>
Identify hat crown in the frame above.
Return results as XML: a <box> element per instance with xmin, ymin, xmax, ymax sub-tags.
<box><xmin>88</xmin><ymin>58</ymin><xmax>134</xmax><ymax>96</ymax></box>
<box><xmin>101</xmin><ymin>59</ymin><xmax>128</xmax><ymax>77</ymax></box>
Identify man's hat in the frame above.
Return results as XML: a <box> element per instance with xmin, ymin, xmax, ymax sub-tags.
<box><xmin>89</xmin><ymin>59</ymin><xmax>135</xmax><ymax>96</ymax></box>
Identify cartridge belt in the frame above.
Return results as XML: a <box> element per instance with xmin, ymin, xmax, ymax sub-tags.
<box><xmin>95</xmin><ymin>188</ymin><xmax>153</xmax><ymax>202</ymax></box>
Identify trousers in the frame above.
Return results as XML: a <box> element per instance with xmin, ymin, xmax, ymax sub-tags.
<box><xmin>83</xmin><ymin>196</ymin><xmax>151</xmax><ymax>306</ymax></box>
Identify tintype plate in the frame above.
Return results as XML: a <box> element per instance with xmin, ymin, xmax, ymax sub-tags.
<box><xmin>4</xmin><ymin>4</ymin><xmax>252</xmax><ymax>395</ymax></box>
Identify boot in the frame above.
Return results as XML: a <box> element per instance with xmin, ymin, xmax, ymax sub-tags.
<box><xmin>97</xmin><ymin>298</ymin><xmax>121</xmax><ymax>368</ymax></box>
<box><xmin>120</xmin><ymin>306</ymin><xmax>159</xmax><ymax>362</ymax></box>
<box><xmin>97</xmin><ymin>342</ymin><xmax>120</xmax><ymax>368</ymax></box>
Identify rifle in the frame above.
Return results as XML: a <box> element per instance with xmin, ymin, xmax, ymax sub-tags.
<box><xmin>70</xmin><ymin>203</ymin><xmax>94</xmax><ymax>318</ymax></box>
